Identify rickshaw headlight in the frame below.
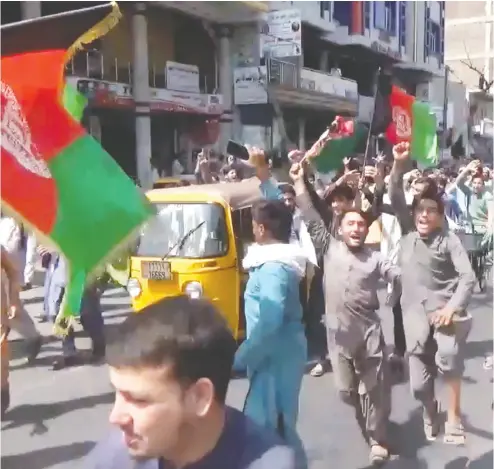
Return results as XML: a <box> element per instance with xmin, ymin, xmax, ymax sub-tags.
<box><xmin>183</xmin><ymin>281</ymin><xmax>203</xmax><ymax>299</ymax></box>
<box><xmin>127</xmin><ymin>277</ymin><xmax>142</xmax><ymax>298</ymax></box>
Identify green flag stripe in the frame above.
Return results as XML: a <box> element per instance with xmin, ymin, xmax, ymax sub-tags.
<box><xmin>47</xmin><ymin>134</ymin><xmax>154</xmax><ymax>271</ymax></box>
<box><xmin>312</xmin><ymin>123</ymin><xmax>367</xmax><ymax>174</ymax></box>
<box><xmin>63</xmin><ymin>84</ymin><xmax>88</xmax><ymax>122</ymax></box>
<box><xmin>411</xmin><ymin>101</ymin><xmax>438</xmax><ymax>168</ymax></box>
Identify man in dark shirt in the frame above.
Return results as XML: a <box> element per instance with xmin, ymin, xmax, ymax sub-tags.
<box><xmin>84</xmin><ymin>296</ymin><xmax>295</xmax><ymax>469</ymax></box>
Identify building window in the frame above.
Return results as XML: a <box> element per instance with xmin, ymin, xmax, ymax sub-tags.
<box><xmin>429</xmin><ymin>31</ymin><xmax>436</xmax><ymax>55</ymax></box>
<box><xmin>333</xmin><ymin>1</ymin><xmax>351</xmax><ymax>27</ymax></box>
<box><xmin>424</xmin><ymin>3</ymin><xmax>443</xmax><ymax>61</ymax></box>
<box><xmin>399</xmin><ymin>1</ymin><xmax>406</xmax><ymax>48</ymax></box>
<box><xmin>374</xmin><ymin>1</ymin><xmax>396</xmax><ymax>35</ymax></box>
<box><xmin>364</xmin><ymin>2</ymin><xmax>371</xmax><ymax>31</ymax></box>
<box><xmin>319</xmin><ymin>1</ymin><xmax>332</xmax><ymax>20</ymax></box>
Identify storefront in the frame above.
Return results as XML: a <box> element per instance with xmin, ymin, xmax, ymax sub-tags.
<box><xmin>66</xmin><ymin>76</ymin><xmax>223</xmax><ymax>179</ymax></box>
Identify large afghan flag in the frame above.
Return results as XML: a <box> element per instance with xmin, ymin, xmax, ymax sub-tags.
<box><xmin>1</xmin><ymin>4</ymin><xmax>155</xmax><ymax>333</ymax></box>
<box><xmin>376</xmin><ymin>86</ymin><xmax>438</xmax><ymax>168</ymax></box>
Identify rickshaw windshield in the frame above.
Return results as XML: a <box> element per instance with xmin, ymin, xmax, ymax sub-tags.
<box><xmin>136</xmin><ymin>203</ymin><xmax>229</xmax><ymax>258</ymax></box>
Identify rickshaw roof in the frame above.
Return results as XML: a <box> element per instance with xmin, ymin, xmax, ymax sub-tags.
<box><xmin>146</xmin><ymin>178</ymin><xmax>264</xmax><ymax>210</ymax></box>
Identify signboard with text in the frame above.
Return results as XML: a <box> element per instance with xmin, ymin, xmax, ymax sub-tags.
<box><xmin>259</xmin><ymin>9</ymin><xmax>302</xmax><ymax>58</ymax></box>
<box><xmin>66</xmin><ymin>77</ymin><xmax>223</xmax><ymax>115</ymax></box>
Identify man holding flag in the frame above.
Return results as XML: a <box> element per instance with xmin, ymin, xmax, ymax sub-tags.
<box><xmin>1</xmin><ymin>3</ymin><xmax>155</xmax><ymax>336</ymax></box>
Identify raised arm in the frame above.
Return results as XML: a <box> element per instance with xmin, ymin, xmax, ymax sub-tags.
<box><xmin>388</xmin><ymin>142</ymin><xmax>414</xmax><ymax>235</ymax></box>
<box><xmin>290</xmin><ymin>164</ymin><xmax>333</xmax><ymax>254</ymax></box>
<box><xmin>454</xmin><ymin>161</ymin><xmax>480</xmax><ymax>196</ymax></box>
<box><xmin>303</xmin><ymin>172</ymin><xmax>332</xmax><ymax>226</ymax></box>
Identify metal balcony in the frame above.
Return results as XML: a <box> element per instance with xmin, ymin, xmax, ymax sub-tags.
<box><xmin>266</xmin><ymin>58</ymin><xmax>298</xmax><ymax>88</ymax></box>
<box><xmin>64</xmin><ymin>51</ymin><xmax>211</xmax><ymax>94</ymax></box>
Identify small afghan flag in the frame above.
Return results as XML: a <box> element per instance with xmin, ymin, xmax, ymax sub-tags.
<box><xmin>1</xmin><ymin>3</ymin><xmax>155</xmax><ymax>333</ymax></box>
<box><xmin>381</xmin><ymin>86</ymin><xmax>438</xmax><ymax>168</ymax></box>
<box><xmin>310</xmin><ymin>117</ymin><xmax>367</xmax><ymax>174</ymax></box>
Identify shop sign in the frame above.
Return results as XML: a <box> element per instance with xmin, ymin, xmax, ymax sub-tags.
<box><xmin>66</xmin><ymin>77</ymin><xmax>223</xmax><ymax>115</ymax></box>
<box><xmin>165</xmin><ymin>61</ymin><xmax>200</xmax><ymax>94</ymax></box>
<box><xmin>259</xmin><ymin>9</ymin><xmax>302</xmax><ymax>58</ymax></box>
<box><xmin>299</xmin><ymin>68</ymin><xmax>358</xmax><ymax>101</ymax></box>
<box><xmin>234</xmin><ymin>66</ymin><xmax>268</xmax><ymax>105</ymax></box>
<box><xmin>370</xmin><ymin>41</ymin><xmax>401</xmax><ymax>60</ymax></box>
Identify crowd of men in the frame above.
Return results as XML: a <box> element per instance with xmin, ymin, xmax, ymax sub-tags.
<box><xmin>1</xmin><ymin>135</ymin><xmax>492</xmax><ymax>468</ymax></box>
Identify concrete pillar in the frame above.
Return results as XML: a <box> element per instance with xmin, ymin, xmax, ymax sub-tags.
<box><xmin>131</xmin><ymin>3</ymin><xmax>153</xmax><ymax>189</ymax></box>
<box><xmin>21</xmin><ymin>1</ymin><xmax>42</xmax><ymax>19</ymax></box>
<box><xmin>217</xmin><ymin>25</ymin><xmax>234</xmax><ymax>153</ymax></box>
<box><xmin>319</xmin><ymin>50</ymin><xmax>330</xmax><ymax>73</ymax></box>
<box><xmin>298</xmin><ymin>116</ymin><xmax>306</xmax><ymax>151</ymax></box>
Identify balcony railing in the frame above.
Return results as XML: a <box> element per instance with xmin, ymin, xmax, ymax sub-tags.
<box><xmin>300</xmin><ymin>67</ymin><xmax>358</xmax><ymax>101</ymax></box>
<box><xmin>266</xmin><ymin>58</ymin><xmax>298</xmax><ymax>88</ymax></box>
<box><xmin>65</xmin><ymin>50</ymin><xmax>212</xmax><ymax>94</ymax></box>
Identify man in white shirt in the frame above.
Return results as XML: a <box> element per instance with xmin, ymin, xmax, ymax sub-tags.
<box><xmin>23</xmin><ymin>233</ymin><xmax>37</xmax><ymax>290</ymax></box>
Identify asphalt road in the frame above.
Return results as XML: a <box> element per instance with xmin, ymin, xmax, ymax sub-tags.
<box><xmin>2</xmin><ymin>276</ymin><xmax>493</xmax><ymax>469</ymax></box>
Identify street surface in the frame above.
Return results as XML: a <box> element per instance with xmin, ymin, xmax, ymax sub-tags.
<box><xmin>2</xmin><ymin>271</ymin><xmax>493</xmax><ymax>469</ymax></box>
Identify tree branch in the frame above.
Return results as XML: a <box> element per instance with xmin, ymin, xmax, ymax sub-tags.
<box><xmin>460</xmin><ymin>42</ymin><xmax>494</xmax><ymax>92</ymax></box>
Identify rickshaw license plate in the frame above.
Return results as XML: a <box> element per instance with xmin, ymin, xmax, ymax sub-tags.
<box><xmin>142</xmin><ymin>261</ymin><xmax>171</xmax><ymax>280</ymax></box>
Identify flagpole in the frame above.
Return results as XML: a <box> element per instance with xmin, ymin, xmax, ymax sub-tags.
<box><xmin>361</xmin><ymin>67</ymin><xmax>382</xmax><ymax>170</ymax></box>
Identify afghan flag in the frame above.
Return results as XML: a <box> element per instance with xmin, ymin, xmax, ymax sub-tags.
<box><xmin>310</xmin><ymin>117</ymin><xmax>367</xmax><ymax>174</ymax></box>
<box><xmin>1</xmin><ymin>3</ymin><xmax>155</xmax><ymax>333</ymax></box>
<box><xmin>380</xmin><ymin>86</ymin><xmax>439</xmax><ymax>168</ymax></box>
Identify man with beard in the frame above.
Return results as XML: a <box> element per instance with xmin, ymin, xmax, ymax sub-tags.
<box><xmin>389</xmin><ymin>142</ymin><xmax>476</xmax><ymax>445</ymax></box>
<box><xmin>85</xmin><ymin>296</ymin><xmax>296</xmax><ymax>469</ymax></box>
<box><xmin>290</xmin><ymin>162</ymin><xmax>399</xmax><ymax>464</ymax></box>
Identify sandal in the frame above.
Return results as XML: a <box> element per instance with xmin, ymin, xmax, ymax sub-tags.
<box><xmin>483</xmin><ymin>355</ymin><xmax>493</xmax><ymax>371</ymax></box>
<box><xmin>444</xmin><ymin>421</ymin><xmax>466</xmax><ymax>445</ymax></box>
<box><xmin>423</xmin><ymin>400</ymin><xmax>440</xmax><ymax>441</ymax></box>
<box><xmin>310</xmin><ymin>362</ymin><xmax>325</xmax><ymax>377</ymax></box>
<box><xmin>369</xmin><ymin>444</ymin><xmax>389</xmax><ymax>465</ymax></box>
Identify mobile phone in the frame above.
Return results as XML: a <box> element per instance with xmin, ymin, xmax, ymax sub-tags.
<box><xmin>226</xmin><ymin>140</ymin><xmax>250</xmax><ymax>160</ymax></box>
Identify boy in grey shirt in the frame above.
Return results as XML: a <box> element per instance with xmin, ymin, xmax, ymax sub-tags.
<box><xmin>389</xmin><ymin>142</ymin><xmax>476</xmax><ymax>445</ymax></box>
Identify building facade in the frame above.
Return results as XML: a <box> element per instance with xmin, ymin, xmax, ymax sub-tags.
<box><xmin>2</xmin><ymin>1</ymin><xmax>447</xmax><ymax>186</ymax></box>
<box><xmin>444</xmin><ymin>0</ymin><xmax>493</xmax><ymax>158</ymax></box>
<box><xmin>234</xmin><ymin>1</ymin><xmax>445</xmax><ymax>153</ymax></box>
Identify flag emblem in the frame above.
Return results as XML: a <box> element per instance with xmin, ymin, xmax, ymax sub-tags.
<box><xmin>1</xmin><ymin>81</ymin><xmax>52</xmax><ymax>178</ymax></box>
<box><xmin>392</xmin><ymin>105</ymin><xmax>412</xmax><ymax>140</ymax></box>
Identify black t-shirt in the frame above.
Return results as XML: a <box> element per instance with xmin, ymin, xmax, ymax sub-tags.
<box><xmin>85</xmin><ymin>407</ymin><xmax>295</xmax><ymax>469</ymax></box>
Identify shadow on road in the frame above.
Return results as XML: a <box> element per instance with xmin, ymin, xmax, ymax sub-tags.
<box><xmin>463</xmin><ymin>339</ymin><xmax>494</xmax><ymax>360</ymax></box>
<box><xmin>445</xmin><ymin>450</ymin><xmax>493</xmax><ymax>469</ymax></box>
<box><xmin>387</xmin><ymin>408</ymin><xmax>429</xmax><ymax>461</ymax></box>
<box><xmin>1</xmin><ymin>392</ymin><xmax>114</xmax><ymax>433</ymax></box>
<box><xmin>1</xmin><ymin>441</ymin><xmax>95</xmax><ymax>469</ymax></box>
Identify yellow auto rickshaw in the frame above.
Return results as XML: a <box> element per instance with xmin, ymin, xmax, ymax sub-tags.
<box><xmin>152</xmin><ymin>176</ymin><xmax>195</xmax><ymax>189</ymax></box>
<box><xmin>127</xmin><ymin>178</ymin><xmax>267</xmax><ymax>339</ymax></box>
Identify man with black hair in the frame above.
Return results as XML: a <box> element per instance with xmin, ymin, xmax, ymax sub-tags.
<box><xmin>389</xmin><ymin>142</ymin><xmax>476</xmax><ymax>446</ymax></box>
<box><xmin>84</xmin><ymin>296</ymin><xmax>296</xmax><ymax>469</ymax></box>
<box><xmin>290</xmin><ymin>163</ymin><xmax>400</xmax><ymax>465</ymax></box>
<box><xmin>237</xmin><ymin>199</ymin><xmax>308</xmax><ymax>468</ymax></box>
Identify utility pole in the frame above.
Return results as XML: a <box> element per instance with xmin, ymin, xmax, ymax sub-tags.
<box><xmin>441</xmin><ymin>65</ymin><xmax>450</xmax><ymax>161</ymax></box>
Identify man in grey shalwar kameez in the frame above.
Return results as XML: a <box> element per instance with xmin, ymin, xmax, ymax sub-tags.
<box><xmin>388</xmin><ymin>142</ymin><xmax>476</xmax><ymax>445</ymax></box>
<box><xmin>290</xmin><ymin>163</ymin><xmax>399</xmax><ymax>465</ymax></box>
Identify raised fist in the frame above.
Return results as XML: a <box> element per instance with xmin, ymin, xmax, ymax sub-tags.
<box><xmin>289</xmin><ymin>163</ymin><xmax>304</xmax><ymax>182</ymax></box>
<box><xmin>392</xmin><ymin>141</ymin><xmax>410</xmax><ymax>162</ymax></box>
